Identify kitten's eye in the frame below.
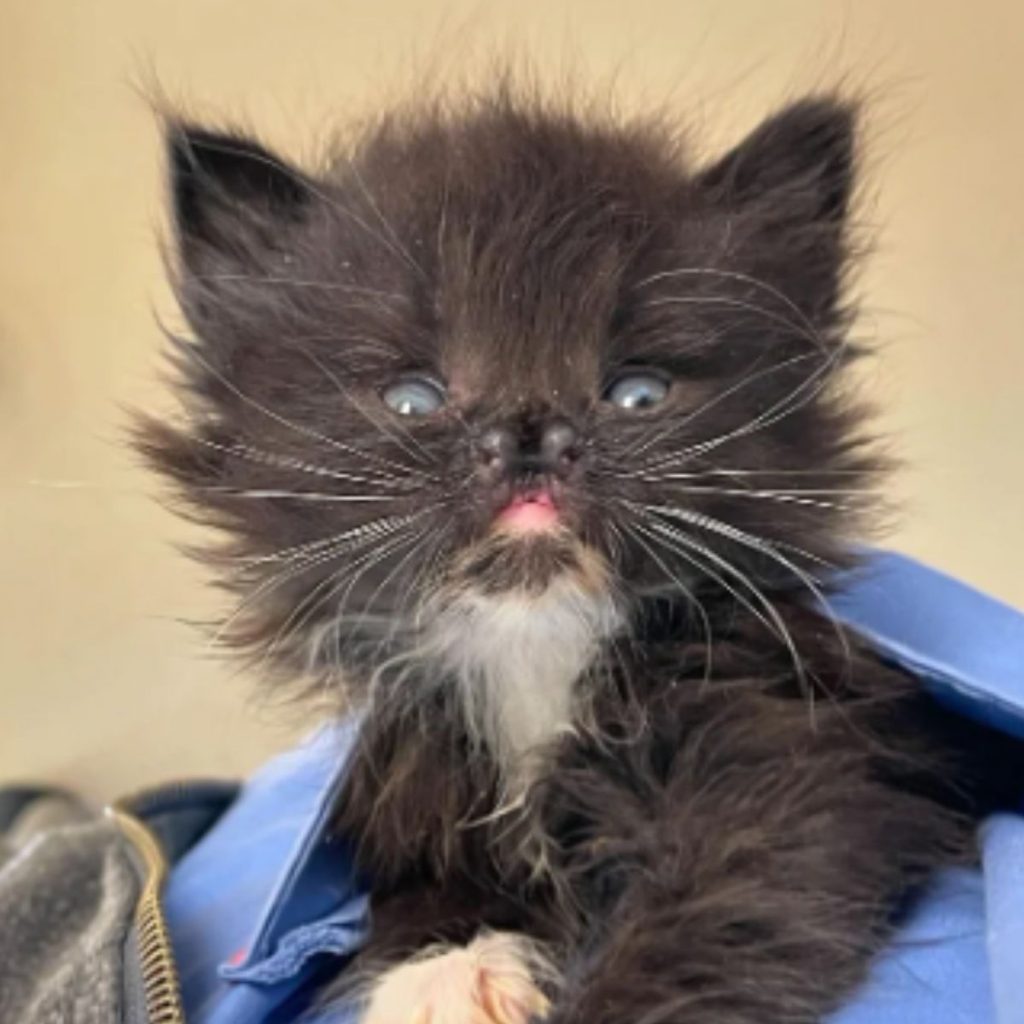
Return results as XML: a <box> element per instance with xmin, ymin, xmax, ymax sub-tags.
<box><xmin>382</xmin><ymin>377</ymin><xmax>446</xmax><ymax>416</ymax></box>
<box><xmin>604</xmin><ymin>371</ymin><xmax>670</xmax><ymax>410</ymax></box>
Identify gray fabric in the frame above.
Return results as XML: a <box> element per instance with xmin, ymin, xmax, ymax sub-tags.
<box><xmin>0</xmin><ymin>820</ymin><xmax>140</xmax><ymax>1024</ymax></box>
<box><xmin>4</xmin><ymin>793</ymin><xmax>94</xmax><ymax>850</ymax></box>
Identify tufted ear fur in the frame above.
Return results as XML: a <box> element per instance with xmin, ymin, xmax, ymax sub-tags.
<box><xmin>696</xmin><ymin>97</ymin><xmax>856</xmax><ymax>222</ymax></box>
<box><xmin>166</xmin><ymin>124</ymin><xmax>313</xmax><ymax>272</ymax></box>
<box><xmin>694</xmin><ymin>98</ymin><xmax>857</xmax><ymax>320</ymax></box>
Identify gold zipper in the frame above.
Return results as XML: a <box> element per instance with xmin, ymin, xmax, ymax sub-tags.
<box><xmin>107</xmin><ymin>805</ymin><xmax>187</xmax><ymax>1024</ymax></box>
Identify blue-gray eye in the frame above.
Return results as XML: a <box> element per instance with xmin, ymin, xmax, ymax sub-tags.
<box><xmin>382</xmin><ymin>377</ymin><xmax>446</xmax><ymax>416</ymax></box>
<box><xmin>605</xmin><ymin>371</ymin><xmax>670</xmax><ymax>410</ymax></box>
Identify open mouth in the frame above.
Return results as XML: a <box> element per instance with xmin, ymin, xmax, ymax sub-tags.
<box><xmin>493</xmin><ymin>487</ymin><xmax>560</xmax><ymax>534</ymax></box>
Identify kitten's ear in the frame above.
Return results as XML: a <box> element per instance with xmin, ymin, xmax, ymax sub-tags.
<box><xmin>167</xmin><ymin>123</ymin><xmax>313</xmax><ymax>267</ymax></box>
<box><xmin>695</xmin><ymin>98</ymin><xmax>856</xmax><ymax>225</ymax></box>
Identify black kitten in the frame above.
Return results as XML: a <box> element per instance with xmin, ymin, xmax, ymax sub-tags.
<box><xmin>139</xmin><ymin>85</ymin><xmax>1003</xmax><ymax>1023</ymax></box>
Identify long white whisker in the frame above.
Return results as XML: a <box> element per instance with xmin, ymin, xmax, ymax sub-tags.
<box><xmin>638</xmin><ymin>294</ymin><xmax>826</xmax><ymax>354</ymax></box>
<box><xmin>643</xmin><ymin>338</ymin><xmax>848</xmax><ymax>473</ymax></box>
<box><xmin>632</xmin><ymin>267</ymin><xmax>823</xmax><ymax>346</ymax></box>
<box><xmin>263</xmin><ymin>520</ymin><xmax>431</xmax><ymax>672</ymax></box>
<box><xmin>640</xmin><ymin>502</ymin><xmax>852</xmax><ymax>671</ymax></box>
<box><xmin>204</xmin><ymin>488</ymin><xmax>398</xmax><ymax>503</ymax></box>
<box><xmin>617</xmin><ymin>519</ymin><xmax>714</xmax><ymax>687</ymax></box>
<box><xmin>637</xmin><ymin>516</ymin><xmax>867</xmax><ymax>731</ymax></box>
<box><xmin>185</xmin><ymin>436</ymin><xmax>420</xmax><ymax>487</ymax></box>
<box><xmin>347</xmin><ymin>159</ymin><xmax>427</xmax><ymax>281</ymax></box>
<box><xmin>631</xmin><ymin>512</ymin><xmax>808</xmax><ymax>697</ymax></box>
<box><xmin>353</xmin><ymin>524</ymin><xmax>454</xmax><ymax>685</ymax></box>
<box><xmin>644</xmin><ymin>466</ymin><xmax>871</xmax><ymax>479</ymax></box>
<box><xmin>182</xmin><ymin>345</ymin><xmax>439</xmax><ymax>480</ymax></box>
<box><xmin>626</xmin><ymin>350</ymin><xmax>819</xmax><ymax>461</ymax></box>
<box><xmin>207</xmin><ymin>513</ymin><xmax>421</xmax><ymax>653</ymax></box>
<box><xmin>299</xmin><ymin>347</ymin><xmax>433</xmax><ymax>467</ymax></box>
<box><xmin>641</xmin><ymin>477</ymin><xmax>872</xmax><ymax>496</ymax></box>
<box><xmin>628</xmin><ymin>480</ymin><xmax>863</xmax><ymax>512</ymax></box>
<box><xmin>193</xmin><ymin>274</ymin><xmax>409</xmax><ymax>303</ymax></box>
<box><xmin>226</xmin><ymin>517</ymin><xmax>413</xmax><ymax>571</ymax></box>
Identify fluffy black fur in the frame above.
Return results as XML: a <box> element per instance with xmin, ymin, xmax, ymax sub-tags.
<box><xmin>138</xmin><ymin>84</ymin><xmax>1016</xmax><ymax>1023</ymax></box>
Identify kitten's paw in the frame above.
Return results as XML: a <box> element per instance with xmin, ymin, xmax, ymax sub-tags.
<box><xmin>361</xmin><ymin>931</ymin><xmax>551</xmax><ymax>1024</ymax></box>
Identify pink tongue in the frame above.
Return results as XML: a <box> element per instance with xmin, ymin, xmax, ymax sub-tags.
<box><xmin>496</xmin><ymin>491</ymin><xmax>559</xmax><ymax>531</ymax></box>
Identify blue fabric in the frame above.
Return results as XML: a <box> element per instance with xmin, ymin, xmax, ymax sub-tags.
<box><xmin>828</xmin><ymin>551</ymin><xmax>1024</xmax><ymax>741</ymax></box>
<box><xmin>162</xmin><ymin>550</ymin><xmax>1024</xmax><ymax>1024</ymax></box>
<box><xmin>162</xmin><ymin>718</ymin><xmax>368</xmax><ymax>1024</ymax></box>
<box><xmin>825</xmin><ymin>552</ymin><xmax>1024</xmax><ymax>1024</ymax></box>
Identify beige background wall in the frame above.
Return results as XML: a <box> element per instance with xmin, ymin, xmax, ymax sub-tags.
<box><xmin>2</xmin><ymin>1</ymin><xmax>1022</xmax><ymax>798</ymax></box>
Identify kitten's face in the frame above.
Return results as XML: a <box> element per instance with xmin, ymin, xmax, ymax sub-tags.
<box><xmin>140</xmin><ymin>94</ymin><xmax>876</xmax><ymax>686</ymax></box>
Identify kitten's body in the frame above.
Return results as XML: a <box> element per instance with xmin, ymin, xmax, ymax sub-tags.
<box><xmin>336</xmin><ymin>603</ymin><xmax>967</xmax><ymax>1023</ymax></box>
<box><xmin>140</xmin><ymin>84</ymin><xmax>1016</xmax><ymax>1022</ymax></box>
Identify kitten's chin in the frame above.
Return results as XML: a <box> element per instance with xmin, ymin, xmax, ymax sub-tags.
<box><xmin>450</xmin><ymin>529</ymin><xmax>609</xmax><ymax>598</ymax></box>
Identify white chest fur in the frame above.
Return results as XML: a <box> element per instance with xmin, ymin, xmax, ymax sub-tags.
<box><xmin>420</xmin><ymin>575</ymin><xmax>621</xmax><ymax>775</ymax></box>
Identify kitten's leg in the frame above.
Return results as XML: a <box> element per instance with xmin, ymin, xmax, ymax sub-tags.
<box><xmin>359</xmin><ymin>932</ymin><xmax>551</xmax><ymax>1024</ymax></box>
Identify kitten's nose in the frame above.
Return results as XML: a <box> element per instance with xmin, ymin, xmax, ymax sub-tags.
<box><xmin>477</xmin><ymin>426</ymin><xmax>519</xmax><ymax>474</ymax></box>
<box><xmin>476</xmin><ymin>419</ymin><xmax>581</xmax><ymax>480</ymax></box>
<box><xmin>538</xmin><ymin>420</ymin><xmax>580</xmax><ymax>473</ymax></box>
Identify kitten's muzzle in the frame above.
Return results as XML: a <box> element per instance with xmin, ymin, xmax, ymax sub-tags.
<box><xmin>475</xmin><ymin>419</ymin><xmax>582</xmax><ymax>484</ymax></box>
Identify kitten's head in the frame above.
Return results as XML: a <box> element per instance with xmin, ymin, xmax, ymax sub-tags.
<box><xmin>138</xmin><ymin>88</ymin><xmax>878</xmax><ymax>699</ymax></box>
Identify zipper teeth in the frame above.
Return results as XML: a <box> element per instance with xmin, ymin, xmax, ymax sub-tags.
<box><xmin>136</xmin><ymin>888</ymin><xmax>185</xmax><ymax>1024</ymax></box>
<box><xmin>108</xmin><ymin>807</ymin><xmax>186</xmax><ymax>1024</ymax></box>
